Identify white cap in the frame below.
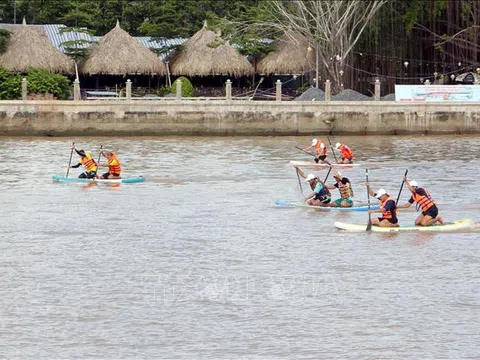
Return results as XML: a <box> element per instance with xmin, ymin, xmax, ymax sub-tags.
<box><xmin>409</xmin><ymin>180</ymin><xmax>418</xmax><ymax>187</ymax></box>
<box><xmin>335</xmin><ymin>142</ymin><xmax>341</xmax><ymax>149</ymax></box>
<box><xmin>375</xmin><ymin>189</ymin><xmax>387</xmax><ymax>199</ymax></box>
<box><xmin>311</xmin><ymin>138</ymin><xmax>318</xmax><ymax>146</ymax></box>
<box><xmin>305</xmin><ymin>174</ymin><xmax>316</xmax><ymax>182</ymax></box>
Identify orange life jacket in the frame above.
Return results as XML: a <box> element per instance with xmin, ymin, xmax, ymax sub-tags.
<box><xmin>412</xmin><ymin>187</ymin><xmax>436</xmax><ymax>212</ymax></box>
<box><xmin>314</xmin><ymin>141</ymin><xmax>327</xmax><ymax>156</ymax></box>
<box><xmin>339</xmin><ymin>144</ymin><xmax>354</xmax><ymax>159</ymax></box>
<box><xmin>379</xmin><ymin>196</ymin><xmax>397</xmax><ymax>219</ymax></box>
<box><xmin>108</xmin><ymin>154</ymin><xmax>122</xmax><ymax>175</ymax></box>
<box><xmin>80</xmin><ymin>153</ymin><xmax>97</xmax><ymax>172</ymax></box>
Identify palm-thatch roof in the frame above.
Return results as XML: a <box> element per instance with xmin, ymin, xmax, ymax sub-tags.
<box><xmin>0</xmin><ymin>23</ymin><xmax>45</xmax><ymax>35</ymax></box>
<box><xmin>0</xmin><ymin>18</ymin><xmax>74</xmax><ymax>74</ymax></box>
<box><xmin>256</xmin><ymin>33</ymin><xmax>314</xmax><ymax>75</ymax></box>
<box><xmin>81</xmin><ymin>20</ymin><xmax>165</xmax><ymax>75</ymax></box>
<box><xmin>169</xmin><ymin>21</ymin><xmax>253</xmax><ymax>77</ymax></box>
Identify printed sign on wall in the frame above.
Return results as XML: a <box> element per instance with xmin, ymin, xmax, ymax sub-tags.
<box><xmin>395</xmin><ymin>85</ymin><xmax>480</xmax><ymax>102</ymax></box>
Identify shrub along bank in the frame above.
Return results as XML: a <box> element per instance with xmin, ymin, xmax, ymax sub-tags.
<box><xmin>0</xmin><ymin>67</ymin><xmax>71</xmax><ymax>100</ymax></box>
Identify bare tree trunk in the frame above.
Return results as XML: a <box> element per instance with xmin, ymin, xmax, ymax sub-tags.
<box><xmin>235</xmin><ymin>0</ymin><xmax>387</xmax><ymax>93</ymax></box>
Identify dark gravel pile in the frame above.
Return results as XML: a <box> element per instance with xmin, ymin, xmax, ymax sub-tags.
<box><xmin>381</xmin><ymin>93</ymin><xmax>396</xmax><ymax>101</ymax></box>
<box><xmin>332</xmin><ymin>89</ymin><xmax>372</xmax><ymax>101</ymax></box>
<box><xmin>294</xmin><ymin>87</ymin><xmax>325</xmax><ymax>101</ymax></box>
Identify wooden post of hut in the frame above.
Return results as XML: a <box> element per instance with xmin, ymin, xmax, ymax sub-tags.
<box><xmin>176</xmin><ymin>79</ymin><xmax>182</xmax><ymax>99</ymax></box>
<box><xmin>126</xmin><ymin>79</ymin><xmax>132</xmax><ymax>100</ymax></box>
<box><xmin>325</xmin><ymin>80</ymin><xmax>331</xmax><ymax>102</ymax></box>
<box><xmin>374</xmin><ymin>79</ymin><xmax>381</xmax><ymax>101</ymax></box>
<box><xmin>73</xmin><ymin>79</ymin><xmax>81</xmax><ymax>101</ymax></box>
<box><xmin>276</xmin><ymin>80</ymin><xmax>282</xmax><ymax>102</ymax></box>
<box><xmin>225</xmin><ymin>79</ymin><xmax>232</xmax><ymax>100</ymax></box>
<box><xmin>21</xmin><ymin>78</ymin><xmax>28</xmax><ymax>101</ymax></box>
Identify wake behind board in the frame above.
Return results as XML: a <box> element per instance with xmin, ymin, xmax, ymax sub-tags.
<box><xmin>52</xmin><ymin>175</ymin><xmax>146</xmax><ymax>183</ymax></box>
<box><xmin>290</xmin><ymin>160</ymin><xmax>360</xmax><ymax>168</ymax></box>
<box><xmin>334</xmin><ymin>219</ymin><xmax>474</xmax><ymax>233</ymax></box>
<box><xmin>275</xmin><ymin>200</ymin><xmax>379</xmax><ymax>212</ymax></box>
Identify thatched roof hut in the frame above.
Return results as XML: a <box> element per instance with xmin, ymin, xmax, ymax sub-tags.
<box><xmin>0</xmin><ymin>18</ymin><xmax>74</xmax><ymax>74</ymax></box>
<box><xmin>81</xmin><ymin>20</ymin><xmax>165</xmax><ymax>75</ymax></box>
<box><xmin>169</xmin><ymin>21</ymin><xmax>253</xmax><ymax>77</ymax></box>
<box><xmin>256</xmin><ymin>33</ymin><xmax>314</xmax><ymax>75</ymax></box>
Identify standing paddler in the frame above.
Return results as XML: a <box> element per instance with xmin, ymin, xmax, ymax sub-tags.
<box><xmin>294</xmin><ymin>166</ymin><xmax>331</xmax><ymax>206</ymax></box>
<box><xmin>70</xmin><ymin>146</ymin><xmax>98</xmax><ymax>179</ymax></box>
<box><xmin>396</xmin><ymin>178</ymin><xmax>444</xmax><ymax>226</ymax></box>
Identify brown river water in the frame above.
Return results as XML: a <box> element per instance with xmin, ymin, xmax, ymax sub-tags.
<box><xmin>0</xmin><ymin>135</ymin><xmax>479</xmax><ymax>359</ymax></box>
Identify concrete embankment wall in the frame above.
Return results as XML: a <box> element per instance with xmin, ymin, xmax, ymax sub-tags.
<box><xmin>0</xmin><ymin>100</ymin><xmax>479</xmax><ymax>136</ymax></box>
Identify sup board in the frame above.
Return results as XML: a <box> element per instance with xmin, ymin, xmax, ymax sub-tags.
<box><xmin>334</xmin><ymin>219</ymin><xmax>474</xmax><ymax>232</ymax></box>
<box><xmin>52</xmin><ymin>175</ymin><xmax>146</xmax><ymax>183</ymax></box>
<box><xmin>289</xmin><ymin>160</ymin><xmax>360</xmax><ymax>167</ymax></box>
<box><xmin>275</xmin><ymin>200</ymin><xmax>380</xmax><ymax>211</ymax></box>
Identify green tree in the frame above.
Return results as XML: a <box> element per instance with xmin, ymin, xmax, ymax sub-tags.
<box><xmin>59</xmin><ymin>26</ymin><xmax>97</xmax><ymax>61</ymax></box>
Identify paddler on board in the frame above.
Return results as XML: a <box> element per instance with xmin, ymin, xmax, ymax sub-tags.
<box><xmin>396</xmin><ymin>178</ymin><xmax>444</xmax><ymax>226</ymax></box>
<box><xmin>366</xmin><ymin>184</ymin><xmax>399</xmax><ymax>227</ymax></box>
<box><xmin>324</xmin><ymin>166</ymin><xmax>354</xmax><ymax>208</ymax></box>
<box><xmin>98</xmin><ymin>151</ymin><xmax>122</xmax><ymax>179</ymax></box>
<box><xmin>304</xmin><ymin>138</ymin><xmax>328</xmax><ymax>163</ymax></box>
<box><xmin>295</xmin><ymin>166</ymin><xmax>332</xmax><ymax>206</ymax></box>
<box><xmin>335</xmin><ymin>142</ymin><xmax>354</xmax><ymax>164</ymax></box>
<box><xmin>70</xmin><ymin>146</ymin><xmax>98</xmax><ymax>179</ymax></box>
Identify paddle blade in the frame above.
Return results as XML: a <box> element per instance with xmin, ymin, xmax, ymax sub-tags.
<box><xmin>366</xmin><ymin>217</ymin><xmax>372</xmax><ymax>231</ymax></box>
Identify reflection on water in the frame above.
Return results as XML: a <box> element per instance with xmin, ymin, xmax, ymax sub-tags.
<box><xmin>0</xmin><ymin>135</ymin><xmax>479</xmax><ymax>359</ymax></box>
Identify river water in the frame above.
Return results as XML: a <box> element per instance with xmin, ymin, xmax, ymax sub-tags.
<box><xmin>0</xmin><ymin>135</ymin><xmax>479</xmax><ymax>359</ymax></box>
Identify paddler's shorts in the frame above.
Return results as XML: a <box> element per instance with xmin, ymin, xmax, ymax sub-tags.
<box><xmin>102</xmin><ymin>172</ymin><xmax>120</xmax><ymax>179</ymax></box>
<box><xmin>422</xmin><ymin>205</ymin><xmax>438</xmax><ymax>218</ymax></box>
<box><xmin>379</xmin><ymin>216</ymin><xmax>398</xmax><ymax>224</ymax></box>
<box><xmin>334</xmin><ymin>198</ymin><xmax>353</xmax><ymax>207</ymax></box>
<box><xmin>341</xmin><ymin>157</ymin><xmax>353</xmax><ymax>163</ymax></box>
<box><xmin>79</xmin><ymin>171</ymin><xmax>97</xmax><ymax>179</ymax></box>
<box><xmin>315</xmin><ymin>193</ymin><xmax>331</xmax><ymax>204</ymax></box>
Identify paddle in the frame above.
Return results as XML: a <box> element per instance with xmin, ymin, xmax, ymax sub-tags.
<box><xmin>65</xmin><ymin>141</ymin><xmax>75</xmax><ymax>177</ymax></box>
<box><xmin>295</xmin><ymin>168</ymin><xmax>303</xmax><ymax>194</ymax></box>
<box><xmin>295</xmin><ymin>145</ymin><xmax>317</xmax><ymax>158</ymax></box>
<box><xmin>366</xmin><ymin>169</ymin><xmax>372</xmax><ymax>231</ymax></box>
<box><xmin>323</xmin><ymin>167</ymin><xmax>332</xmax><ymax>183</ymax></box>
<box><xmin>396</xmin><ymin>169</ymin><xmax>409</xmax><ymax>204</ymax></box>
<box><xmin>327</xmin><ymin>136</ymin><xmax>339</xmax><ymax>163</ymax></box>
<box><xmin>97</xmin><ymin>144</ymin><xmax>103</xmax><ymax>177</ymax></box>
<box><xmin>294</xmin><ymin>145</ymin><xmax>331</xmax><ymax>164</ymax></box>
<box><xmin>97</xmin><ymin>144</ymin><xmax>103</xmax><ymax>165</ymax></box>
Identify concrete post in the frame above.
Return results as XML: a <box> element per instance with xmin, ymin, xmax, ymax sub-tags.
<box><xmin>325</xmin><ymin>80</ymin><xmax>331</xmax><ymax>102</ymax></box>
<box><xmin>275</xmin><ymin>79</ymin><xmax>282</xmax><ymax>102</ymax></box>
<box><xmin>73</xmin><ymin>78</ymin><xmax>80</xmax><ymax>100</ymax></box>
<box><xmin>21</xmin><ymin>78</ymin><xmax>27</xmax><ymax>100</ymax></box>
<box><xmin>225</xmin><ymin>79</ymin><xmax>232</xmax><ymax>100</ymax></box>
<box><xmin>176</xmin><ymin>79</ymin><xmax>182</xmax><ymax>99</ymax></box>
<box><xmin>374</xmin><ymin>79</ymin><xmax>381</xmax><ymax>101</ymax></box>
<box><xmin>126</xmin><ymin>79</ymin><xmax>132</xmax><ymax>100</ymax></box>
